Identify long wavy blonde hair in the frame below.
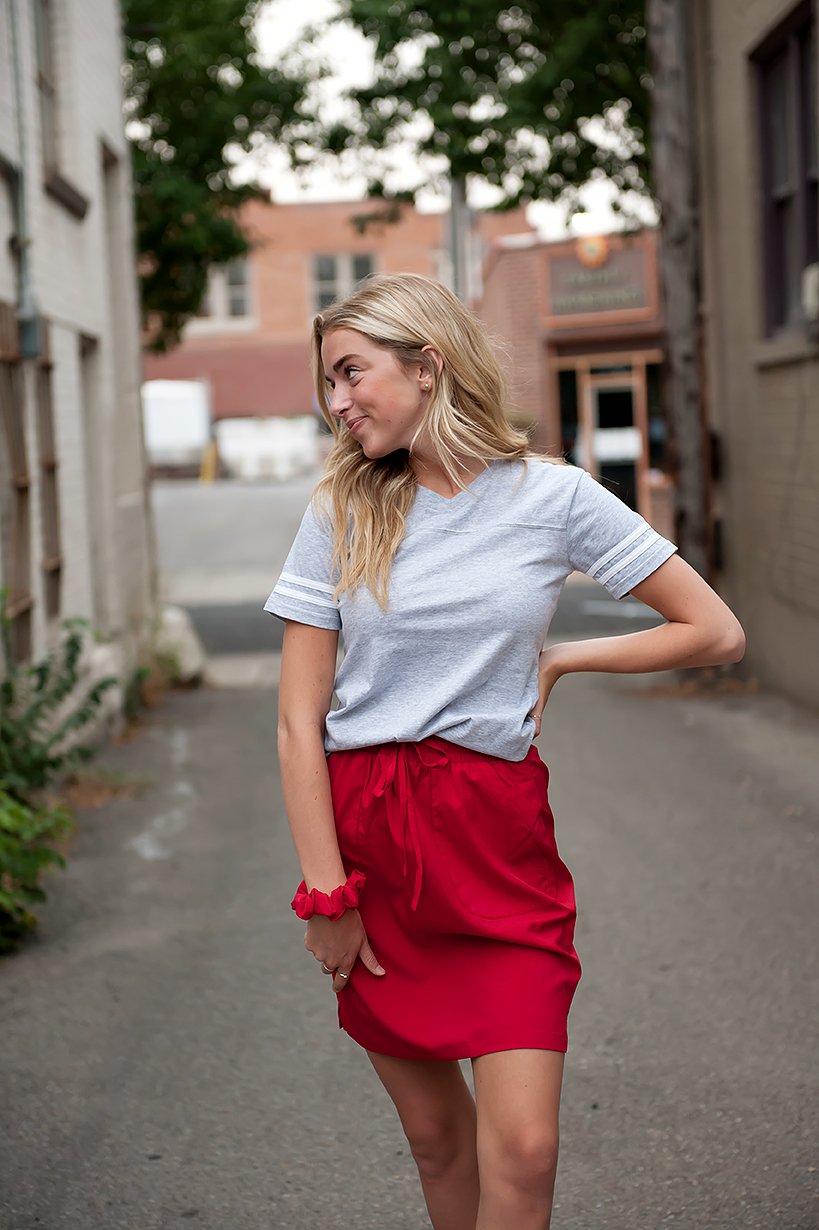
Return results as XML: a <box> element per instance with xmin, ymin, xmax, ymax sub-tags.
<box><xmin>311</xmin><ymin>272</ymin><xmax>563</xmax><ymax>610</ymax></box>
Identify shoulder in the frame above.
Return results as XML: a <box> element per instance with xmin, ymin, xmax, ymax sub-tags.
<box><xmin>519</xmin><ymin>457</ymin><xmax>583</xmax><ymax>492</ymax></box>
<box><xmin>486</xmin><ymin>457</ymin><xmax>582</xmax><ymax>524</ymax></box>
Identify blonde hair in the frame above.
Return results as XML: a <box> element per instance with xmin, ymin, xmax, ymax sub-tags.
<box><xmin>311</xmin><ymin>272</ymin><xmax>563</xmax><ymax>610</ymax></box>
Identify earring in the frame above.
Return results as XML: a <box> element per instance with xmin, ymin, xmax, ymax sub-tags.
<box><xmin>423</xmin><ymin>383</ymin><xmax>431</xmax><ymax>391</ymax></box>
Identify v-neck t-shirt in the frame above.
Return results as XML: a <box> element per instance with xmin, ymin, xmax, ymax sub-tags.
<box><xmin>264</xmin><ymin>459</ymin><xmax>678</xmax><ymax>761</ymax></box>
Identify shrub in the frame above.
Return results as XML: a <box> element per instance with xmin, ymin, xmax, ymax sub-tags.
<box><xmin>0</xmin><ymin>592</ymin><xmax>118</xmax><ymax>950</ymax></box>
<box><xmin>0</xmin><ymin>788</ymin><xmax>71</xmax><ymax>952</ymax></box>
<box><xmin>1</xmin><ymin>614</ymin><xmax>117</xmax><ymax>802</ymax></box>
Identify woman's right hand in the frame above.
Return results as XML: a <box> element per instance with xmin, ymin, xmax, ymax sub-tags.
<box><xmin>304</xmin><ymin>910</ymin><xmax>386</xmax><ymax>994</ymax></box>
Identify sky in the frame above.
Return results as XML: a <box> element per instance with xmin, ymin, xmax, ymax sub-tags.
<box><xmin>250</xmin><ymin>0</ymin><xmax>657</xmax><ymax>239</ymax></box>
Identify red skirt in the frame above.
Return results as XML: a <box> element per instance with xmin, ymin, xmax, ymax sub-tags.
<box><xmin>326</xmin><ymin>735</ymin><xmax>582</xmax><ymax>1060</ymax></box>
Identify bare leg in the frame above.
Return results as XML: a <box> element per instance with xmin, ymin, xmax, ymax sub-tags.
<box><xmin>367</xmin><ymin>1050</ymin><xmax>481</xmax><ymax>1230</ymax></box>
<box><xmin>472</xmin><ymin>1048</ymin><xmax>565</xmax><ymax>1230</ymax></box>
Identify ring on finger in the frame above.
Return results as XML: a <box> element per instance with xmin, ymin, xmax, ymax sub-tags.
<box><xmin>321</xmin><ymin>962</ymin><xmax>335</xmax><ymax>974</ymax></box>
<box><xmin>336</xmin><ymin>970</ymin><xmax>349</xmax><ymax>980</ymax></box>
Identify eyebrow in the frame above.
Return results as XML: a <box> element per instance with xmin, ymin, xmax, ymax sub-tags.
<box><xmin>330</xmin><ymin>353</ymin><xmax>363</xmax><ymax>375</ymax></box>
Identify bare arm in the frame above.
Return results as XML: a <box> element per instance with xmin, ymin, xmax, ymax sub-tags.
<box><xmin>530</xmin><ymin>555</ymin><xmax>746</xmax><ymax>732</ymax></box>
<box><xmin>277</xmin><ymin>620</ymin><xmax>345</xmax><ymax>893</ymax></box>
<box><xmin>277</xmin><ymin>619</ymin><xmax>385</xmax><ymax>987</ymax></box>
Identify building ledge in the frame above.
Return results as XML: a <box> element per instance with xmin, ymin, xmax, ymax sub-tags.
<box><xmin>753</xmin><ymin>331</ymin><xmax>819</xmax><ymax>369</ymax></box>
<box><xmin>183</xmin><ymin>317</ymin><xmax>259</xmax><ymax>339</ymax></box>
<box><xmin>44</xmin><ymin>171</ymin><xmax>89</xmax><ymax>220</ymax></box>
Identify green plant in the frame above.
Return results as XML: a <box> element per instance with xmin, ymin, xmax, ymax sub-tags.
<box><xmin>0</xmin><ymin>592</ymin><xmax>119</xmax><ymax>950</ymax></box>
<box><xmin>123</xmin><ymin>663</ymin><xmax>152</xmax><ymax>722</ymax></box>
<box><xmin>0</xmin><ymin>603</ymin><xmax>118</xmax><ymax>803</ymax></box>
<box><xmin>0</xmin><ymin>788</ymin><xmax>72</xmax><ymax>952</ymax></box>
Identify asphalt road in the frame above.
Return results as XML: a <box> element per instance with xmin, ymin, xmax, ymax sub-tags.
<box><xmin>2</xmin><ymin>677</ymin><xmax>817</xmax><ymax>1230</ymax></box>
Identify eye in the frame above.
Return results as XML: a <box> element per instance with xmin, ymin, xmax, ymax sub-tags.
<box><xmin>344</xmin><ymin>365</ymin><xmax>361</xmax><ymax>380</ymax></box>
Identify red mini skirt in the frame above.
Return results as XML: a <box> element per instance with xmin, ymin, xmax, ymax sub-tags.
<box><xmin>326</xmin><ymin>735</ymin><xmax>582</xmax><ymax>1060</ymax></box>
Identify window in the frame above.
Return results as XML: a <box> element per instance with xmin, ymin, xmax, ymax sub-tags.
<box><xmin>191</xmin><ymin>258</ymin><xmax>253</xmax><ymax>328</ymax></box>
<box><xmin>35</xmin><ymin>324</ymin><xmax>61</xmax><ymax>620</ymax></box>
<box><xmin>313</xmin><ymin>254</ymin><xmax>375</xmax><ymax>311</ymax></box>
<box><xmin>33</xmin><ymin>0</ymin><xmax>58</xmax><ymax>174</ymax></box>
<box><xmin>226</xmin><ymin>259</ymin><xmax>249</xmax><ymax>317</ymax></box>
<box><xmin>754</xmin><ymin>3</ymin><xmax>818</xmax><ymax>335</ymax></box>
<box><xmin>32</xmin><ymin>0</ymin><xmax>88</xmax><ymax>217</ymax></box>
<box><xmin>0</xmin><ymin>302</ymin><xmax>32</xmax><ymax>662</ymax></box>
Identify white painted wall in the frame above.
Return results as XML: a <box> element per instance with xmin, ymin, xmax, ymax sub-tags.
<box><xmin>0</xmin><ymin>0</ymin><xmax>155</xmax><ymax>678</ymax></box>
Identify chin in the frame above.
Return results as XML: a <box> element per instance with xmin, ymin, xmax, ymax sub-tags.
<box><xmin>360</xmin><ymin>440</ymin><xmax>393</xmax><ymax>460</ymax></box>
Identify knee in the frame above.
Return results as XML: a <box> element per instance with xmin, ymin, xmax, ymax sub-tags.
<box><xmin>482</xmin><ymin>1127</ymin><xmax>559</xmax><ymax>1195</ymax></box>
<box><xmin>404</xmin><ymin>1108</ymin><xmax>476</xmax><ymax>1182</ymax></box>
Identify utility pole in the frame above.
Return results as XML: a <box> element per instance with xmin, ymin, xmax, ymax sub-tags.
<box><xmin>448</xmin><ymin>174</ymin><xmax>472</xmax><ymax>302</ymax></box>
<box><xmin>647</xmin><ymin>0</ymin><xmax>711</xmax><ymax>579</ymax></box>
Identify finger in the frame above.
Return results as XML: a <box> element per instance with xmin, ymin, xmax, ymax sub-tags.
<box><xmin>358</xmin><ymin>938</ymin><xmax>386</xmax><ymax>976</ymax></box>
<box><xmin>332</xmin><ymin>968</ymin><xmax>352</xmax><ymax>993</ymax></box>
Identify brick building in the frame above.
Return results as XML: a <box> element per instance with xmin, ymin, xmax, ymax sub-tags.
<box><xmin>478</xmin><ymin>228</ymin><xmax>672</xmax><ymax>533</ymax></box>
<box><xmin>691</xmin><ymin>0</ymin><xmax>818</xmax><ymax>708</ymax></box>
<box><xmin>143</xmin><ymin>198</ymin><xmax>533</xmax><ymax>420</ymax></box>
<box><xmin>0</xmin><ymin>0</ymin><xmax>154</xmax><ymax>677</ymax></box>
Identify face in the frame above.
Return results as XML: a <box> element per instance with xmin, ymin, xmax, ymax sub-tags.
<box><xmin>321</xmin><ymin>328</ymin><xmax>430</xmax><ymax>459</ymax></box>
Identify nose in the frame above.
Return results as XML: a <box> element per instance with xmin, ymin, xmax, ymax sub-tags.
<box><xmin>329</xmin><ymin>386</ymin><xmax>354</xmax><ymax>417</ymax></box>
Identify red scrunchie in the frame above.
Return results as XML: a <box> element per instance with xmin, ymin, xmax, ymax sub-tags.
<box><xmin>290</xmin><ymin>869</ymin><xmax>366</xmax><ymax>921</ymax></box>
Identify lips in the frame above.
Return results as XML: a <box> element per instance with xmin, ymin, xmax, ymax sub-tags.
<box><xmin>347</xmin><ymin>416</ymin><xmax>367</xmax><ymax>434</ymax></box>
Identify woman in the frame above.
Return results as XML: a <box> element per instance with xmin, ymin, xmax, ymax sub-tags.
<box><xmin>265</xmin><ymin>273</ymin><xmax>745</xmax><ymax>1230</ymax></box>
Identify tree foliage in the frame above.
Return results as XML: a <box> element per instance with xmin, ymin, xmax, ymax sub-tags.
<box><xmin>123</xmin><ymin>0</ymin><xmax>308</xmax><ymax>351</ymax></box>
<box><xmin>320</xmin><ymin>0</ymin><xmax>650</xmax><ymax>212</ymax></box>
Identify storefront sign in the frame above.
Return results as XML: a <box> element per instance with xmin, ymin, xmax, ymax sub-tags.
<box><xmin>548</xmin><ymin>243</ymin><xmax>649</xmax><ymax>318</ymax></box>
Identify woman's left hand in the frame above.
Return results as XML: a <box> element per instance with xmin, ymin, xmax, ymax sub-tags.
<box><xmin>529</xmin><ymin>645</ymin><xmax>565</xmax><ymax>737</ymax></box>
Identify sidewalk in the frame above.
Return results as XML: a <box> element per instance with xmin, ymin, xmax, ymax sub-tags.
<box><xmin>1</xmin><ymin>666</ymin><xmax>817</xmax><ymax>1228</ymax></box>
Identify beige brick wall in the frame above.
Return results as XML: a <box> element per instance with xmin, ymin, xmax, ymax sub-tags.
<box><xmin>478</xmin><ymin>246</ymin><xmax>548</xmax><ymax>439</ymax></box>
<box><xmin>694</xmin><ymin>0</ymin><xmax>819</xmax><ymax>708</ymax></box>
<box><xmin>0</xmin><ymin>0</ymin><xmax>154</xmax><ymax>667</ymax></box>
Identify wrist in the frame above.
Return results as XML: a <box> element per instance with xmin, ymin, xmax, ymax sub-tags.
<box><xmin>304</xmin><ymin>869</ymin><xmax>348</xmax><ymax>894</ymax></box>
<box><xmin>540</xmin><ymin>642</ymin><xmax>571</xmax><ymax>681</ymax></box>
<box><xmin>291</xmin><ymin>869</ymin><xmax>366</xmax><ymax>921</ymax></box>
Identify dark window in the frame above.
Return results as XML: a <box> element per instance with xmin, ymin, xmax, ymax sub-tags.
<box><xmin>315</xmin><ymin>255</ymin><xmax>337</xmax><ymax>283</ymax></box>
<box><xmin>557</xmin><ymin>370</ymin><xmax>578</xmax><ymax>462</ymax></box>
<box><xmin>33</xmin><ymin>0</ymin><xmax>58</xmax><ymax>174</ymax></box>
<box><xmin>0</xmin><ymin>303</ymin><xmax>32</xmax><ymax>662</ymax></box>
<box><xmin>646</xmin><ymin>363</ymin><xmax>668</xmax><ymax>471</ymax></box>
<box><xmin>352</xmin><ymin>254</ymin><xmax>374</xmax><ymax>282</ymax></box>
<box><xmin>754</xmin><ymin>3</ymin><xmax>818</xmax><ymax>335</ymax></box>
<box><xmin>312</xmin><ymin>254</ymin><xmax>376</xmax><ymax>312</ymax></box>
<box><xmin>195</xmin><ymin>259</ymin><xmax>250</xmax><ymax>320</ymax></box>
<box><xmin>35</xmin><ymin>323</ymin><xmax>61</xmax><ymax>620</ymax></box>
<box><xmin>226</xmin><ymin>259</ymin><xmax>249</xmax><ymax>317</ymax></box>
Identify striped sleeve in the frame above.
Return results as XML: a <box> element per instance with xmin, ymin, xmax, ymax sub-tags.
<box><xmin>263</xmin><ymin>500</ymin><xmax>341</xmax><ymax>630</ymax></box>
<box><xmin>566</xmin><ymin>469</ymin><xmax>678</xmax><ymax>599</ymax></box>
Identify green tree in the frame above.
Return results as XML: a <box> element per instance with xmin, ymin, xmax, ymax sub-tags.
<box><xmin>123</xmin><ymin>0</ymin><xmax>308</xmax><ymax>352</ymax></box>
<box><xmin>321</xmin><ymin>1</ymin><xmax>650</xmax><ymax>212</ymax></box>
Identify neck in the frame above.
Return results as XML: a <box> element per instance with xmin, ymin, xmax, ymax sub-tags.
<box><xmin>409</xmin><ymin>450</ymin><xmax>488</xmax><ymax>494</ymax></box>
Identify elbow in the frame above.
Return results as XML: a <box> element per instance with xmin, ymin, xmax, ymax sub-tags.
<box><xmin>277</xmin><ymin>713</ymin><xmax>327</xmax><ymax>750</ymax></box>
<box><xmin>712</xmin><ymin>617</ymin><xmax>746</xmax><ymax>665</ymax></box>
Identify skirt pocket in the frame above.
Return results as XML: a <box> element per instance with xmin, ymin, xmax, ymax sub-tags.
<box><xmin>428</xmin><ymin>754</ymin><xmax>559</xmax><ymax>920</ymax></box>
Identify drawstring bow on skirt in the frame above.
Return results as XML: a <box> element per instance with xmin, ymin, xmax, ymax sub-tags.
<box><xmin>368</xmin><ymin>739</ymin><xmax>450</xmax><ymax>911</ymax></box>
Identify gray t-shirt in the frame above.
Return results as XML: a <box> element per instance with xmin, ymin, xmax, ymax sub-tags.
<box><xmin>264</xmin><ymin>459</ymin><xmax>677</xmax><ymax>761</ymax></box>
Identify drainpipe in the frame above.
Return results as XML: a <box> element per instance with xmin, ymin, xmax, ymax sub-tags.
<box><xmin>6</xmin><ymin>0</ymin><xmax>42</xmax><ymax>359</ymax></box>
